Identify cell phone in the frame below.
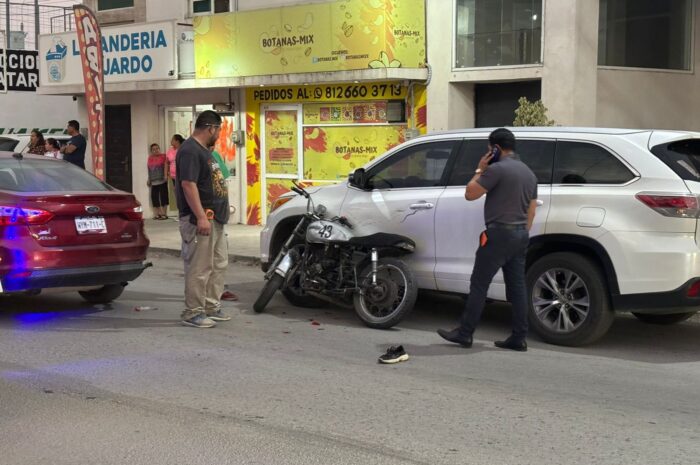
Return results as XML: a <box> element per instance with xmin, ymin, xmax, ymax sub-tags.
<box><xmin>488</xmin><ymin>146</ymin><xmax>501</xmax><ymax>165</ymax></box>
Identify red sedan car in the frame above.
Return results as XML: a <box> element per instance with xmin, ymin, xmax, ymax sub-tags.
<box><xmin>0</xmin><ymin>151</ymin><xmax>150</xmax><ymax>303</ymax></box>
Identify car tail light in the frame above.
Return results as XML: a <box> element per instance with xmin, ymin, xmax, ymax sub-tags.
<box><xmin>687</xmin><ymin>281</ymin><xmax>700</xmax><ymax>298</ymax></box>
<box><xmin>0</xmin><ymin>206</ymin><xmax>54</xmax><ymax>226</ymax></box>
<box><xmin>635</xmin><ymin>193</ymin><xmax>700</xmax><ymax>218</ymax></box>
<box><xmin>123</xmin><ymin>204</ymin><xmax>143</xmax><ymax>221</ymax></box>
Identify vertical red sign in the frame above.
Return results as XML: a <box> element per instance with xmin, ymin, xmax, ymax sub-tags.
<box><xmin>73</xmin><ymin>6</ymin><xmax>105</xmax><ymax>180</ymax></box>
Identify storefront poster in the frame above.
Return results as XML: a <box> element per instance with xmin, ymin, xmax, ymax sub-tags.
<box><xmin>264</xmin><ymin>110</ymin><xmax>298</xmax><ymax>175</ymax></box>
<box><xmin>73</xmin><ymin>5</ymin><xmax>105</xmax><ymax>180</ymax></box>
<box><xmin>194</xmin><ymin>0</ymin><xmax>426</xmax><ymax>78</ymax></box>
<box><xmin>303</xmin><ymin>125</ymin><xmax>404</xmax><ymax>181</ymax></box>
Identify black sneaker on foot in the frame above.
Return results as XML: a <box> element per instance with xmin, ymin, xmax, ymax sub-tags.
<box><xmin>378</xmin><ymin>345</ymin><xmax>409</xmax><ymax>364</ymax></box>
<box><xmin>494</xmin><ymin>336</ymin><xmax>527</xmax><ymax>352</ymax></box>
<box><xmin>437</xmin><ymin>328</ymin><xmax>473</xmax><ymax>347</ymax></box>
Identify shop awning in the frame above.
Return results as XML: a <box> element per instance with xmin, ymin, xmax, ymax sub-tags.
<box><xmin>37</xmin><ymin>67</ymin><xmax>428</xmax><ymax>96</ymax></box>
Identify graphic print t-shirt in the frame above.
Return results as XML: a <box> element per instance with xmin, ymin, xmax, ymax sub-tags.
<box><xmin>176</xmin><ymin>137</ymin><xmax>230</xmax><ymax>225</ymax></box>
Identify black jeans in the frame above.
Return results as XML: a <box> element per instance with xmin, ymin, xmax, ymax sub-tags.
<box><xmin>458</xmin><ymin>226</ymin><xmax>530</xmax><ymax>341</ymax></box>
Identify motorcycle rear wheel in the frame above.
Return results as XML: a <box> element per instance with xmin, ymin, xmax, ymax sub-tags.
<box><xmin>353</xmin><ymin>257</ymin><xmax>417</xmax><ymax>329</ymax></box>
<box><xmin>253</xmin><ymin>274</ymin><xmax>284</xmax><ymax>313</ymax></box>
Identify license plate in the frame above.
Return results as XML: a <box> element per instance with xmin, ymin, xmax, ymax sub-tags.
<box><xmin>75</xmin><ymin>216</ymin><xmax>107</xmax><ymax>234</ymax></box>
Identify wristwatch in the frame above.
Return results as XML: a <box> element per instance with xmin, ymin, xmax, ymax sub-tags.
<box><xmin>475</xmin><ymin>168</ymin><xmax>483</xmax><ymax>174</ymax></box>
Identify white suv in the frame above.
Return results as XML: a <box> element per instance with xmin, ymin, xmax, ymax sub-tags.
<box><xmin>261</xmin><ymin>128</ymin><xmax>700</xmax><ymax>346</ymax></box>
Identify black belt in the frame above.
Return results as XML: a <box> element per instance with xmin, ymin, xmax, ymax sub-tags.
<box><xmin>486</xmin><ymin>223</ymin><xmax>527</xmax><ymax>231</ymax></box>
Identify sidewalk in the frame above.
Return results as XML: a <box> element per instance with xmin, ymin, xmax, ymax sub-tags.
<box><xmin>144</xmin><ymin>219</ymin><xmax>263</xmax><ymax>265</ymax></box>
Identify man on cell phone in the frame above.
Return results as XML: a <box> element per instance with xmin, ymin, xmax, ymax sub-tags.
<box><xmin>437</xmin><ymin>128</ymin><xmax>538</xmax><ymax>351</ymax></box>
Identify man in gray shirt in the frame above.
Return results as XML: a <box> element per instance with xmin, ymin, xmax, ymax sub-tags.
<box><xmin>438</xmin><ymin>128</ymin><xmax>538</xmax><ymax>351</ymax></box>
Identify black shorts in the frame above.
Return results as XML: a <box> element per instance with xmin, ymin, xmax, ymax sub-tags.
<box><xmin>151</xmin><ymin>182</ymin><xmax>169</xmax><ymax>208</ymax></box>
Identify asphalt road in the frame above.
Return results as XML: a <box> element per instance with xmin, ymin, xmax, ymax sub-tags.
<box><xmin>1</xmin><ymin>254</ymin><xmax>700</xmax><ymax>465</ymax></box>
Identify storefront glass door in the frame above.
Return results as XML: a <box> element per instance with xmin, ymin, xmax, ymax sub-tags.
<box><xmin>261</xmin><ymin>104</ymin><xmax>302</xmax><ymax>219</ymax></box>
<box><xmin>164</xmin><ymin>106</ymin><xmax>195</xmax><ymax>213</ymax></box>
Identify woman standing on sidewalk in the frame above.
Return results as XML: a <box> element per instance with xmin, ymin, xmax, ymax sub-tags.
<box><xmin>147</xmin><ymin>143</ymin><xmax>169</xmax><ymax>220</ymax></box>
<box><xmin>167</xmin><ymin>135</ymin><xmax>184</xmax><ymax>191</ymax></box>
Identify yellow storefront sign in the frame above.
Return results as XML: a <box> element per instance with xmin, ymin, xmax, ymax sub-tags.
<box><xmin>194</xmin><ymin>0</ymin><xmax>426</xmax><ymax>78</ymax></box>
<box><xmin>249</xmin><ymin>82</ymin><xmax>406</xmax><ymax>104</ymax></box>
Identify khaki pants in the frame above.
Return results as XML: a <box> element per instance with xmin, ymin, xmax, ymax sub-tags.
<box><xmin>179</xmin><ymin>216</ymin><xmax>228</xmax><ymax>320</ymax></box>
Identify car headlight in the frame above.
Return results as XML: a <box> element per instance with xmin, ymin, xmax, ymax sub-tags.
<box><xmin>270</xmin><ymin>196</ymin><xmax>294</xmax><ymax>213</ymax></box>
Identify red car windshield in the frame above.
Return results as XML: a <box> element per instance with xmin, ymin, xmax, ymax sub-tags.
<box><xmin>0</xmin><ymin>158</ymin><xmax>113</xmax><ymax>192</ymax></box>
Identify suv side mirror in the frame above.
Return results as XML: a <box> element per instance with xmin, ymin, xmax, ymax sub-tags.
<box><xmin>349</xmin><ymin>168</ymin><xmax>368</xmax><ymax>190</ymax></box>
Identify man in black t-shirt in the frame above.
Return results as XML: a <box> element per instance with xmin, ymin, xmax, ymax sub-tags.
<box><xmin>61</xmin><ymin>120</ymin><xmax>87</xmax><ymax>169</ymax></box>
<box><xmin>176</xmin><ymin>110</ymin><xmax>231</xmax><ymax>328</ymax></box>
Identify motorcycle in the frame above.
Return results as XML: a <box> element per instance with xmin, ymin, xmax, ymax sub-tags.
<box><xmin>254</xmin><ymin>181</ymin><xmax>418</xmax><ymax>329</ymax></box>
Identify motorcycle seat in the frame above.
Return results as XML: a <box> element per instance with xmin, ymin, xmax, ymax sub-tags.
<box><xmin>348</xmin><ymin>233</ymin><xmax>415</xmax><ymax>249</ymax></box>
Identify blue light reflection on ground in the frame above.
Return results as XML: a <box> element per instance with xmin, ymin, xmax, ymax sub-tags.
<box><xmin>1</xmin><ymin>223</ymin><xmax>29</xmax><ymax>291</ymax></box>
<box><xmin>14</xmin><ymin>311</ymin><xmax>70</xmax><ymax>325</ymax></box>
<box><xmin>1</xmin><ymin>356</ymin><xmax>137</xmax><ymax>382</ymax></box>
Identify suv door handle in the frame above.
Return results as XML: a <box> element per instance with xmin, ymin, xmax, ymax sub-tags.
<box><xmin>409</xmin><ymin>202</ymin><xmax>434</xmax><ymax>210</ymax></box>
<box><xmin>536</xmin><ymin>200</ymin><xmax>544</xmax><ymax>206</ymax></box>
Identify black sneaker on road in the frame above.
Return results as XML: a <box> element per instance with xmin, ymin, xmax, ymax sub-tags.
<box><xmin>378</xmin><ymin>345</ymin><xmax>409</xmax><ymax>364</ymax></box>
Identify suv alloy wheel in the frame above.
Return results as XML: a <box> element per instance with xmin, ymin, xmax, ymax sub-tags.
<box><xmin>526</xmin><ymin>252</ymin><xmax>615</xmax><ymax>346</ymax></box>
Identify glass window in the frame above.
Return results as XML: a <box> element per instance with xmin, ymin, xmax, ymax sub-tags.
<box><xmin>97</xmin><ymin>0</ymin><xmax>134</xmax><ymax>11</ymax></box>
<box><xmin>0</xmin><ymin>158</ymin><xmax>112</xmax><ymax>192</ymax></box>
<box><xmin>598</xmin><ymin>0</ymin><xmax>692</xmax><ymax>70</ymax></box>
<box><xmin>447</xmin><ymin>138</ymin><xmax>554</xmax><ymax>186</ymax></box>
<box><xmin>517</xmin><ymin>139</ymin><xmax>554</xmax><ymax>184</ymax></box>
<box><xmin>214</xmin><ymin>0</ymin><xmax>230</xmax><ymax>13</ymax></box>
<box><xmin>368</xmin><ymin>141</ymin><xmax>455</xmax><ymax>189</ymax></box>
<box><xmin>192</xmin><ymin>0</ymin><xmax>230</xmax><ymax>14</ymax></box>
<box><xmin>455</xmin><ymin>0</ymin><xmax>542</xmax><ymax>68</ymax></box>
<box><xmin>651</xmin><ymin>139</ymin><xmax>700</xmax><ymax>182</ymax></box>
<box><xmin>192</xmin><ymin>0</ymin><xmax>211</xmax><ymax>14</ymax></box>
<box><xmin>553</xmin><ymin>141</ymin><xmax>635</xmax><ymax>185</ymax></box>
<box><xmin>447</xmin><ymin>139</ymin><xmax>486</xmax><ymax>186</ymax></box>
<box><xmin>0</xmin><ymin>138</ymin><xmax>19</xmax><ymax>152</ymax></box>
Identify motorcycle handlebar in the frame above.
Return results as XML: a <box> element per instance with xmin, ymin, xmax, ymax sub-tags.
<box><xmin>291</xmin><ymin>186</ymin><xmax>307</xmax><ymax>197</ymax></box>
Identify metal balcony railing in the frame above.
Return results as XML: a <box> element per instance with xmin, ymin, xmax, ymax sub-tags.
<box><xmin>1</xmin><ymin>2</ymin><xmax>74</xmax><ymax>51</ymax></box>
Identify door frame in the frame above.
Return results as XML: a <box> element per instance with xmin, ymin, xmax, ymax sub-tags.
<box><xmin>260</xmin><ymin>104</ymin><xmax>303</xmax><ymax>220</ymax></box>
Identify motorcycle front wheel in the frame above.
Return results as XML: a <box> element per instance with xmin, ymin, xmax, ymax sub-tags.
<box><xmin>253</xmin><ymin>274</ymin><xmax>284</xmax><ymax>313</ymax></box>
<box><xmin>353</xmin><ymin>257</ymin><xmax>418</xmax><ymax>329</ymax></box>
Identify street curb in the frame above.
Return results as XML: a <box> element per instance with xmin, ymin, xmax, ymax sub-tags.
<box><xmin>148</xmin><ymin>247</ymin><xmax>261</xmax><ymax>266</ymax></box>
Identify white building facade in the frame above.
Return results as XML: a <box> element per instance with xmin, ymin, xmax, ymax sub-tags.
<box><xmin>427</xmin><ymin>0</ymin><xmax>700</xmax><ymax>131</ymax></box>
